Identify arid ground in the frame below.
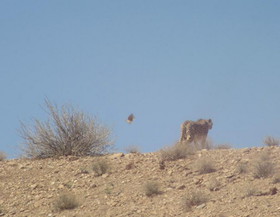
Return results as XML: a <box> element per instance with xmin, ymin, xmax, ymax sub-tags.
<box><xmin>1</xmin><ymin>146</ymin><xmax>280</xmax><ymax>217</ymax></box>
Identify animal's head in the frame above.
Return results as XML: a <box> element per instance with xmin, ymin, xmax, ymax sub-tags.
<box><xmin>207</xmin><ymin>119</ymin><xmax>213</xmax><ymax>129</ymax></box>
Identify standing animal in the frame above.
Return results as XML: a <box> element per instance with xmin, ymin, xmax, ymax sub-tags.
<box><xmin>180</xmin><ymin>119</ymin><xmax>213</xmax><ymax>145</ymax></box>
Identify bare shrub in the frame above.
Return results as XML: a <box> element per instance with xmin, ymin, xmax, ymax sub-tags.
<box><xmin>54</xmin><ymin>192</ymin><xmax>79</xmax><ymax>211</ymax></box>
<box><xmin>182</xmin><ymin>190</ymin><xmax>208</xmax><ymax>211</ymax></box>
<box><xmin>214</xmin><ymin>144</ymin><xmax>232</xmax><ymax>149</ymax></box>
<box><xmin>263</xmin><ymin>136</ymin><xmax>280</xmax><ymax>147</ymax></box>
<box><xmin>252</xmin><ymin>153</ymin><xmax>275</xmax><ymax>178</ymax></box>
<box><xmin>237</xmin><ymin>162</ymin><xmax>249</xmax><ymax>174</ymax></box>
<box><xmin>207</xmin><ymin>177</ymin><xmax>221</xmax><ymax>191</ymax></box>
<box><xmin>195</xmin><ymin>157</ymin><xmax>216</xmax><ymax>174</ymax></box>
<box><xmin>20</xmin><ymin>99</ymin><xmax>113</xmax><ymax>158</ymax></box>
<box><xmin>125</xmin><ymin>145</ymin><xmax>141</xmax><ymax>154</ymax></box>
<box><xmin>92</xmin><ymin>159</ymin><xmax>110</xmax><ymax>176</ymax></box>
<box><xmin>0</xmin><ymin>151</ymin><xmax>7</xmax><ymax>161</ymax></box>
<box><xmin>243</xmin><ymin>185</ymin><xmax>258</xmax><ymax>197</ymax></box>
<box><xmin>272</xmin><ymin>174</ymin><xmax>280</xmax><ymax>184</ymax></box>
<box><xmin>144</xmin><ymin>181</ymin><xmax>161</xmax><ymax>197</ymax></box>
<box><xmin>160</xmin><ymin>143</ymin><xmax>194</xmax><ymax>162</ymax></box>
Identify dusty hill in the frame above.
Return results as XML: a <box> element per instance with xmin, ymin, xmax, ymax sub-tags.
<box><xmin>1</xmin><ymin>146</ymin><xmax>280</xmax><ymax>217</ymax></box>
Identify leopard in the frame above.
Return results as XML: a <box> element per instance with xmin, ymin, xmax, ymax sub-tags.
<box><xmin>180</xmin><ymin>119</ymin><xmax>213</xmax><ymax>145</ymax></box>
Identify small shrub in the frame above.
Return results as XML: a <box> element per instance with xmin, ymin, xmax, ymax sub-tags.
<box><xmin>20</xmin><ymin>99</ymin><xmax>113</xmax><ymax>158</ymax></box>
<box><xmin>54</xmin><ymin>192</ymin><xmax>79</xmax><ymax>211</ymax></box>
<box><xmin>144</xmin><ymin>181</ymin><xmax>161</xmax><ymax>197</ymax></box>
<box><xmin>214</xmin><ymin>144</ymin><xmax>232</xmax><ymax>149</ymax></box>
<box><xmin>160</xmin><ymin>143</ymin><xmax>194</xmax><ymax>161</ymax></box>
<box><xmin>243</xmin><ymin>185</ymin><xmax>258</xmax><ymax>197</ymax></box>
<box><xmin>263</xmin><ymin>136</ymin><xmax>280</xmax><ymax>147</ymax></box>
<box><xmin>195</xmin><ymin>157</ymin><xmax>216</xmax><ymax>174</ymax></box>
<box><xmin>125</xmin><ymin>145</ymin><xmax>140</xmax><ymax>154</ymax></box>
<box><xmin>125</xmin><ymin>162</ymin><xmax>135</xmax><ymax>170</ymax></box>
<box><xmin>272</xmin><ymin>174</ymin><xmax>280</xmax><ymax>184</ymax></box>
<box><xmin>0</xmin><ymin>205</ymin><xmax>6</xmax><ymax>215</ymax></box>
<box><xmin>92</xmin><ymin>159</ymin><xmax>110</xmax><ymax>176</ymax></box>
<box><xmin>207</xmin><ymin>177</ymin><xmax>221</xmax><ymax>191</ymax></box>
<box><xmin>252</xmin><ymin>153</ymin><xmax>275</xmax><ymax>178</ymax></box>
<box><xmin>182</xmin><ymin>190</ymin><xmax>208</xmax><ymax>211</ymax></box>
<box><xmin>237</xmin><ymin>162</ymin><xmax>249</xmax><ymax>174</ymax></box>
<box><xmin>0</xmin><ymin>151</ymin><xmax>7</xmax><ymax>161</ymax></box>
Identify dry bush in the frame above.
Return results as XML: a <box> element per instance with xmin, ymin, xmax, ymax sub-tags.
<box><xmin>144</xmin><ymin>181</ymin><xmax>161</xmax><ymax>197</ymax></box>
<box><xmin>195</xmin><ymin>157</ymin><xmax>216</xmax><ymax>174</ymax></box>
<box><xmin>92</xmin><ymin>159</ymin><xmax>110</xmax><ymax>176</ymax></box>
<box><xmin>243</xmin><ymin>185</ymin><xmax>258</xmax><ymax>197</ymax></box>
<box><xmin>252</xmin><ymin>152</ymin><xmax>275</xmax><ymax>178</ymax></box>
<box><xmin>182</xmin><ymin>190</ymin><xmax>208</xmax><ymax>211</ymax></box>
<box><xmin>20</xmin><ymin>99</ymin><xmax>113</xmax><ymax>158</ymax></box>
<box><xmin>263</xmin><ymin>136</ymin><xmax>280</xmax><ymax>147</ymax></box>
<box><xmin>214</xmin><ymin>144</ymin><xmax>232</xmax><ymax>149</ymax></box>
<box><xmin>207</xmin><ymin>177</ymin><xmax>221</xmax><ymax>191</ymax></box>
<box><xmin>54</xmin><ymin>192</ymin><xmax>79</xmax><ymax>211</ymax></box>
<box><xmin>272</xmin><ymin>174</ymin><xmax>280</xmax><ymax>184</ymax></box>
<box><xmin>0</xmin><ymin>151</ymin><xmax>7</xmax><ymax>161</ymax></box>
<box><xmin>125</xmin><ymin>145</ymin><xmax>141</xmax><ymax>154</ymax></box>
<box><xmin>160</xmin><ymin>143</ymin><xmax>194</xmax><ymax>162</ymax></box>
<box><xmin>237</xmin><ymin>162</ymin><xmax>249</xmax><ymax>174</ymax></box>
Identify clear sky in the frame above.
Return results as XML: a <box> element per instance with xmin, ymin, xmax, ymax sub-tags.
<box><xmin>1</xmin><ymin>1</ymin><xmax>280</xmax><ymax>158</ymax></box>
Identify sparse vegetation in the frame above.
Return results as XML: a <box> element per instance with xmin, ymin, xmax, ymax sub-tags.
<box><xmin>0</xmin><ymin>151</ymin><xmax>7</xmax><ymax>161</ymax></box>
<box><xmin>252</xmin><ymin>153</ymin><xmax>275</xmax><ymax>178</ymax></box>
<box><xmin>160</xmin><ymin>143</ymin><xmax>194</xmax><ymax>161</ymax></box>
<box><xmin>144</xmin><ymin>181</ymin><xmax>161</xmax><ymax>197</ymax></box>
<box><xmin>264</xmin><ymin>136</ymin><xmax>280</xmax><ymax>147</ymax></box>
<box><xmin>195</xmin><ymin>157</ymin><xmax>216</xmax><ymax>174</ymax></box>
<box><xmin>125</xmin><ymin>145</ymin><xmax>141</xmax><ymax>154</ymax></box>
<box><xmin>54</xmin><ymin>192</ymin><xmax>79</xmax><ymax>211</ymax></box>
<box><xmin>20</xmin><ymin>99</ymin><xmax>113</xmax><ymax>158</ymax></box>
<box><xmin>182</xmin><ymin>190</ymin><xmax>208</xmax><ymax>211</ymax></box>
<box><xmin>214</xmin><ymin>144</ymin><xmax>232</xmax><ymax>149</ymax></box>
<box><xmin>207</xmin><ymin>177</ymin><xmax>221</xmax><ymax>191</ymax></box>
<box><xmin>237</xmin><ymin>162</ymin><xmax>249</xmax><ymax>174</ymax></box>
<box><xmin>243</xmin><ymin>185</ymin><xmax>258</xmax><ymax>197</ymax></box>
<box><xmin>92</xmin><ymin>159</ymin><xmax>110</xmax><ymax>176</ymax></box>
<box><xmin>272</xmin><ymin>174</ymin><xmax>280</xmax><ymax>184</ymax></box>
<box><xmin>0</xmin><ymin>205</ymin><xmax>6</xmax><ymax>216</ymax></box>
<box><xmin>125</xmin><ymin>162</ymin><xmax>135</xmax><ymax>170</ymax></box>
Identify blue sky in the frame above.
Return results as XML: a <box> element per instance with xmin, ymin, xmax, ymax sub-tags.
<box><xmin>1</xmin><ymin>1</ymin><xmax>280</xmax><ymax>158</ymax></box>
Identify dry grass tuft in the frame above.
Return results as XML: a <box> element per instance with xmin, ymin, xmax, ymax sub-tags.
<box><xmin>252</xmin><ymin>152</ymin><xmax>275</xmax><ymax>179</ymax></box>
<box><xmin>125</xmin><ymin>145</ymin><xmax>141</xmax><ymax>154</ymax></box>
<box><xmin>214</xmin><ymin>144</ymin><xmax>232</xmax><ymax>149</ymax></box>
<box><xmin>237</xmin><ymin>162</ymin><xmax>249</xmax><ymax>174</ymax></box>
<box><xmin>20</xmin><ymin>99</ymin><xmax>113</xmax><ymax>159</ymax></box>
<box><xmin>263</xmin><ymin>136</ymin><xmax>280</xmax><ymax>147</ymax></box>
<box><xmin>92</xmin><ymin>159</ymin><xmax>110</xmax><ymax>176</ymax></box>
<box><xmin>0</xmin><ymin>151</ymin><xmax>7</xmax><ymax>161</ymax></box>
<box><xmin>54</xmin><ymin>192</ymin><xmax>79</xmax><ymax>211</ymax></box>
<box><xmin>243</xmin><ymin>185</ymin><xmax>258</xmax><ymax>197</ymax></box>
<box><xmin>195</xmin><ymin>157</ymin><xmax>216</xmax><ymax>174</ymax></box>
<box><xmin>182</xmin><ymin>190</ymin><xmax>208</xmax><ymax>211</ymax></box>
<box><xmin>160</xmin><ymin>143</ymin><xmax>194</xmax><ymax>161</ymax></box>
<box><xmin>207</xmin><ymin>177</ymin><xmax>221</xmax><ymax>191</ymax></box>
<box><xmin>272</xmin><ymin>174</ymin><xmax>280</xmax><ymax>184</ymax></box>
<box><xmin>144</xmin><ymin>181</ymin><xmax>161</xmax><ymax>197</ymax></box>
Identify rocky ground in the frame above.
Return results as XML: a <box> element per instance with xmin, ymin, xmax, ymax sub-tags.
<box><xmin>1</xmin><ymin>146</ymin><xmax>280</xmax><ymax>217</ymax></box>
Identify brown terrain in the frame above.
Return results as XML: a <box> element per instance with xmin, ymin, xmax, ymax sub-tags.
<box><xmin>1</xmin><ymin>146</ymin><xmax>280</xmax><ymax>217</ymax></box>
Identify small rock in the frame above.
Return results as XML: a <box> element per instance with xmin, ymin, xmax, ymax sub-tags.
<box><xmin>177</xmin><ymin>185</ymin><xmax>186</xmax><ymax>190</ymax></box>
<box><xmin>196</xmin><ymin>203</ymin><xmax>206</xmax><ymax>209</ymax></box>
<box><xmin>102</xmin><ymin>173</ymin><xmax>109</xmax><ymax>178</ymax></box>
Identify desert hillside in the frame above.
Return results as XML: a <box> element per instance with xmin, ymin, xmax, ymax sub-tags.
<box><xmin>1</xmin><ymin>146</ymin><xmax>280</xmax><ymax>217</ymax></box>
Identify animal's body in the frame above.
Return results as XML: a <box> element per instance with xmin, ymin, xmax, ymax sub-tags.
<box><xmin>180</xmin><ymin>119</ymin><xmax>213</xmax><ymax>144</ymax></box>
